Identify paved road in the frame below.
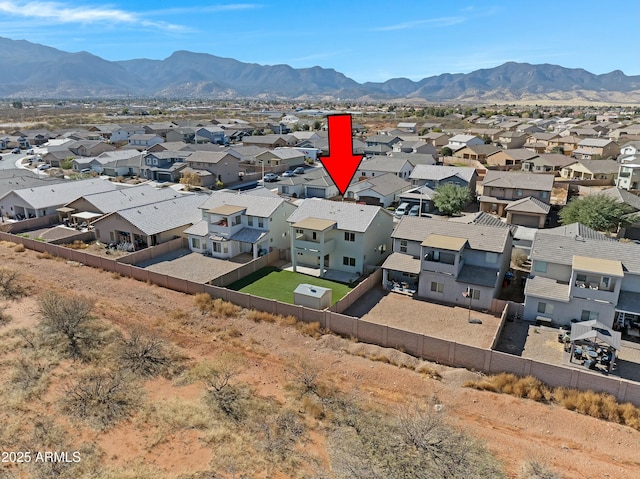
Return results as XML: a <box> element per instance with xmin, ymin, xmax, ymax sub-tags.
<box><xmin>0</xmin><ymin>152</ymin><xmax>27</xmax><ymax>170</ymax></box>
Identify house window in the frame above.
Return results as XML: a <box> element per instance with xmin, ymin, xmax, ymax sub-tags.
<box><xmin>466</xmin><ymin>288</ymin><xmax>480</xmax><ymax>300</ymax></box>
<box><xmin>430</xmin><ymin>282</ymin><xmax>444</xmax><ymax>293</ymax></box>
<box><xmin>342</xmin><ymin>256</ymin><xmax>356</xmax><ymax>267</ymax></box>
<box><xmin>515</xmin><ymin>189</ymin><xmax>523</xmax><ymax>196</ymax></box>
<box><xmin>213</xmin><ymin>242</ymin><xmax>228</xmax><ymax>254</ymax></box>
<box><xmin>400</xmin><ymin>240</ymin><xmax>407</xmax><ymax>253</ymax></box>
<box><xmin>247</xmin><ymin>216</ymin><xmax>253</xmax><ymax>227</ymax></box>
<box><xmin>282</xmin><ymin>186</ymin><xmax>289</xmax><ymax>194</ymax></box>
<box><xmin>581</xmin><ymin>310</ymin><xmax>599</xmax><ymax>321</ymax></box>
<box><xmin>533</xmin><ymin>261</ymin><xmax>547</xmax><ymax>273</ymax></box>
<box><xmin>232</xmin><ymin>215</ymin><xmax>241</xmax><ymax>226</ymax></box>
<box><xmin>378</xmin><ymin>244</ymin><xmax>386</xmax><ymax>254</ymax></box>
<box><xmin>258</xmin><ymin>218</ymin><xmax>264</xmax><ymax>228</ymax></box>
<box><xmin>576</xmin><ymin>274</ymin><xmax>587</xmax><ymax>282</ymax></box>
<box><xmin>540</xmin><ymin>191</ymin><xmax>549</xmax><ymax>199</ymax></box>
<box><xmin>344</xmin><ymin>232</ymin><xmax>355</xmax><ymax>242</ymax></box>
<box><xmin>602</xmin><ymin>277</ymin><xmax>611</xmax><ymax>289</ymax></box>
<box><xmin>191</xmin><ymin>237</ymin><xmax>201</xmax><ymax>249</ymax></box>
<box><xmin>152</xmin><ymin>158</ymin><xmax>158</xmax><ymax>165</ymax></box>
<box><xmin>485</xmin><ymin>252</ymin><xmax>498</xmax><ymax>264</ymax></box>
<box><xmin>296</xmin><ymin>228</ymin><xmax>303</xmax><ymax>235</ymax></box>
<box><xmin>537</xmin><ymin>302</ymin><xmax>553</xmax><ymax>315</ymax></box>
<box><xmin>312</xmin><ymin>232</ymin><xmax>317</xmax><ymax>240</ymax></box>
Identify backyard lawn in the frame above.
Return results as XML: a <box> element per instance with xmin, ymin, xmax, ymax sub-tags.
<box><xmin>228</xmin><ymin>266</ymin><xmax>353</xmax><ymax>305</ymax></box>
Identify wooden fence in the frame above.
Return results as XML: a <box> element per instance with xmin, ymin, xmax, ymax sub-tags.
<box><xmin>3</xmin><ymin>230</ymin><xmax>640</xmax><ymax>406</ymax></box>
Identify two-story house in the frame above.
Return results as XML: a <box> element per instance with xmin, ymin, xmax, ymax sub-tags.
<box><xmin>140</xmin><ymin>151</ymin><xmax>190</xmax><ymax>182</ymax></box>
<box><xmin>185</xmin><ymin>189</ymin><xmax>296</xmax><ymax>260</ymax></box>
<box><xmin>128</xmin><ymin>134</ymin><xmax>164</xmax><ymax>149</ymax></box>
<box><xmin>184</xmin><ymin>151</ymin><xmax>240</xmax><ymax>187</ymax></box>
<box><xmin>196</xmin><ymin>126</ymin><xmax>226</xmax><ymax>145</ymax></box>
<box><xmin>572</xmin><ymin>138</ymin><xmax>620</xmax><ymax>160</ymax></box>
<box><xmin>479</xmin><ymin>171</ymin><xmax>554</xmax><ymax>227</ymax></box>
<box><xmin>385</xmin><ymin>217</ymin><xmax>512</xmax><ymax>310</ymax></box>
<box><xmin>447</xmin><ymin>134</ymin><xmax>483</xmax><ymax>152</ymax></box>
<box><xmin>286</xmin><ymin>198</ymin><xmax>393</xmax><ymax>280</ymax></box>
<box><xmin>523</xmin><ymin>226</ymin><xmax>640</xmax><ymax>329</ymax></box>
<box><xmin>616</xmin><ymin>161</ymin><xmax>640</xmax><ymax>191</ymax></box>
<box><xmin>357</xmin><ymin>156</ymin><xmax>414</xmax><ymax>180</ymax></box>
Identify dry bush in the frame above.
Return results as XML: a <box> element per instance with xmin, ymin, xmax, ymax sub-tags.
<box><xmin>111</xmin><ymin>271</ymin><xmax>121</xmax><ymax>280</ymax></box>
<box><xmin>138</xmin><ymin>398</ymin><xmax>212</xmax><ymax>431</ymax></box>
<box><xmin>10</xmin><ymin>354</ymin><xmax>51</xmax><ymax>399</ymax></box>
<box><xmin>518</xmin><ymin>459</ymin><xmax>564</xmax><ymax>479</ymax></box>
<box><xmin>13</xmin><ymin>243</ymin><xmax>25</xmax><ymax>253</ymax></box>
<box><xmin>38</xmin><ymin>291</ymin><xmax>95</xmax><ymax>360</ymax></box>
<box><xmin>295</xmin><ymin>320</ymin><xmax>323</xmax><ymax>338</ymax></box>
<box><xmin>0</xmin><ymin>304</ymin><xmax>11</xmax><ymax>326</ymax></box>
<box><xmin>117</xmin><ymin>329</ymin><xmax>170</xmax><ymax>377</ymax></box>
<box><xmin>0</xmin><ymin>268</ymin><xmax>24</xmax><ymax>299</ymax></box>
<box><xmin>246</xmin><ymin>309</ymin><xmax>278</xmax><ymax>323</ymax></box>
<box><xmin>61</xmin><ymin>368</ymin><xmax>139</xmax><ymax>430</ymax></box>
<box><xmin>289</xmin><ymin>361</ymin><xmax>322</xmax><ymax>398</ymax></box>
<box><xmin>194</xmin><ymin>293</ymin><xmax>240</xmax><ymax>318</ymax></box>
<box><xmin>62</xmin><ymin>240</ymin><xmax>89</xmax><ymax>250</ymax></box>
<box><xmin>36</xmin><ymin>251</ymin><xmax>54</xmax><ymax>260</ymax></box>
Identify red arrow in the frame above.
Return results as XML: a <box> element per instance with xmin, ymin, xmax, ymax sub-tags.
<box><xmin>320</xmin><ymin>114</ymin><xmax>363</xmax><ymax>195</ymax></box>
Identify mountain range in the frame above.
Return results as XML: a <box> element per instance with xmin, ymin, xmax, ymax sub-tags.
<box><xmin>1</xmin><ymin>36</ymin><xmax>640</xmax><ymax>102</ymax></box>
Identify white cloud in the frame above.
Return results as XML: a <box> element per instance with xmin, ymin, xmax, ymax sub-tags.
<box><xmin>0</xmin><ymin>1</ymin><xmax>185</xmax><ymax>30</ymax></box>
<box><xmin>374</xmin><ymin>16</ymin><xmax>465</xmax><ymax>31</ymax></box>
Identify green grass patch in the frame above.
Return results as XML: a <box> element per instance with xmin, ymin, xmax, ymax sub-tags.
<box><xmin>228</xmin><ymin>266</ymin><xmax>353</xmax><ymax>305</ymax></box>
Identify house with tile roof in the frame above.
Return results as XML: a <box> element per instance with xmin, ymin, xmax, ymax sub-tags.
<box><xmin>286</xmin><ymin>198</ymin><xmax>393</xmax><ymax>279</ymax></box>
<box><xmin>521</xmin><ymin>153</ymin><xmax>572</xmax><ymax>174</ymax></box>
<box><xmin>384</xmin><ymin>217</ymin><xmax>512</xmax><ymax>309</ymax></box>
<box><xmin>452</xmin><ymin>144</ymin><xmax>501</xmax><ymax>163</ymax></box>
<box><xmin>185</xmin><ymin>190</ymin><xmax>296</xmax><ymax>259</ymax></box>
<box><xmin>523</xmin><ymin>227</ymin><xmax>640</xmax><ymax>329</ymax></box>
<box><xmin>92</xmin><ymin>193</ymin><xmax>206</xmax><ymax>249</ymax></box>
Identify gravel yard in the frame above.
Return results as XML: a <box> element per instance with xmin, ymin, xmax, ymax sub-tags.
<box><xmin>357</xmin><ymin>291</ymin><xmax>502</xmax><ymax>349</ymax></box>
<box><xmin>136</xmin><ymin>248</ymin><xmax>251</xmax><ymax>283</ymax></box>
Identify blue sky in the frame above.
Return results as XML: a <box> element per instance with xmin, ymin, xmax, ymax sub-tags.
<box><xmin>1</xmin><ymin>0</ymin><xmax>638</xmax><ymax>83</ymax></box>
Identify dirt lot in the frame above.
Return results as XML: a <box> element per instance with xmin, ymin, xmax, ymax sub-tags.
<box><xmin>1</xmin><ymin>241</ymin><xmax>640</xmax><ymax>478</ymax></box>
<box><xmin>350</xmin><ymin>288</ymin><xmax>502</xmax><ymax>349</ymax></box>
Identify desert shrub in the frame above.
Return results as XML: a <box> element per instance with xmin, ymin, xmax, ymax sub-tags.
<box><xmin>36</xmin><ymin>251</ymin><xmax>53</xmax><ymax>260</ymax></box>
<box><xmin>194</xmin><ymin>293</ymin><xmax>240</xmax><ymax>317</ymax></box>
<box><xmin>38</xmin><ymin>291</ymin><xmax>95</xmax><ymax>360</ymax></box>
<box><xmin>246</xmin><ymin>309</ymin><xmax>278</xmax><ymax>323</ymax></box>
<box><xmin>61</xmin><ymin>368</ymin><xmax>139</xmax><ymax>430</ymax></box>
<box><xmin>10</xmin><ymin>355</ymin><xmax>50</xmax><ymax>399</ymax></box>
<box><xmin>518</xmin><ymin>460</ymin><xmax>564</xmax><ymax>479</ymax></box>
<box><xmin>14</xmin><ymin>243</ymin><xmax>25</xmax><ymax>252</ymax></box>
<box><xmin>139</xmin><ymin>398</ymin><xmax>212</xmax><ymax>431</ymax></box>
<box><xmin>62</xmin><ymin>240</ymin><xmax>89</xmax><ymax>250</ymax></box>
<box><xmin>0</xmin><ymin>268</ymin><xmax>24</xmax><ymax>299</ymax></box>
<box><xmin>117</xmin><ymin>329</ymin><xmax>170</xmax><ymax>377</ymax></box>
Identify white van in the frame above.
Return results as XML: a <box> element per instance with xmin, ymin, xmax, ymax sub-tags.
<box><xmin>394</xmin><ymin>202</ymin><xmax>410</xmax><ymax>216</ymax></box>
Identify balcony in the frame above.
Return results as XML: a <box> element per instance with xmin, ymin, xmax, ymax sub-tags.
<box><xmin>572</xmin><ymin>281</ymin><xmax>619</xmax><ymax>304</ymax></box>
<box><xmin>294</xmin><ymin>238</ymin><xmax>335</xmax><ymax>254</ymax></box>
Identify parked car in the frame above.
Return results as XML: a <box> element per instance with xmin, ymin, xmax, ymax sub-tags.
<box><xmin>37</xmin><ymin>164</ymin><xmax>51</xmax><ymax>170</ymax></box>
<box><xmin>80</xmin><ymin>168</ymin><xmax>92</xmax><ymax>174</ymax></box>
<box><xmin>263</xmin><ymin>173</ymin><xmax>279</xmax><ymax>182</ymax></box>
<box><xmin>293</xmin><ymin>166</ymin><xmax>305</xmax><ymax>175</ymax></box>
<box><xmin>26</xmin><ymin>149</ymin><xmax>34</xmax><ymax>155</ymax></box>
<box><xmin>282</xmin><ymin>170</ymin><xmax>295</xmax><ymax>177</ymax></box>
<box><xmin>408</xmin><ymin>205</ymin><xmax>421</xmax><ymax>216</ymax></box>
<box><xmin>11</xmin><ymin>148</ymin><xmax>21</xmax><ymax>154</ymax></box>
<box><xmin>394</xmin><ymin>202</ymin><xmax>410</xmax><ymax>216</ymax></box>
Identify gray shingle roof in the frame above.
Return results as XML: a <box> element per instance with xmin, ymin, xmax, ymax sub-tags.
<box><xmin>66</xmin><ymin>184</ymin><xmax>180</xmax><ymax>214</ymax></box>
<box><xmin>599</xmin><ymin>187</ymin><xmax>640</xmax><ymax>211</ymax></box>
<box><xmin>391</xmin><ymin>217</ymin><xmax>510</xmax><ymax>253</ymax></box>
<box><xmin>347</xmin><ymin>173</ymin><xmax>410</xmax><ymax>197</ymax></box>
<box><xmin>197</xmin><ymin>190</ymin><xmax>290</xmax><ymax>218</ymax></box>
<box><xmin>457</xmin><ymin>264</ymin><xmax>500</xmax><ymax>287</ymax></box>
<box><xmin>409</xmin><ymin>165</ymin><xmax>476</xmax><ymax>183</ymax></box>
<box><xmin>531</xmin><ymin>232</ymin><xmax>640</xmax><ymax>274</ymax></box>
<box><xmin>110</xmin><ymin>194</ymin><xmax>207</xmax><ymax>235</ymax></box>
<box><xmin>541</xmin><ymin>223</ymin><xmax>615</xmax><ymax>241</ymax></box>
<box><xmin>286</xmin><ymin>198</ymin><xmax>390</xmax><ymax>233</ymax></box>
<box><xmin>1</xmin><ymin>178</ymin><xmax>119</xmax><ymax>210</ymax></box>
<box><xmin>504</xmin><ymin>196</ymin><xmax>551</xmax><ymax>214</ymax></box>
<box><xmin>482</xmin><ymin>170</ymin><xmax>554</xmax><ymax>191</ymax></box>
<box><xmin>524</xmin><ymin>275</ymin><xmax>571</xmax><ymax>301</ymax></box>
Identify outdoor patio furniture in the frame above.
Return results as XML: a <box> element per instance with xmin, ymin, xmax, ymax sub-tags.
<box><xmin>585</xmin><ymin>359</ymin><xmax>597</xmax><ymax>370</ymax></box>
<box><xmin>573</xmin><ymin>347</ymin><xmax>583</xmax><ymax>359</ymax></box>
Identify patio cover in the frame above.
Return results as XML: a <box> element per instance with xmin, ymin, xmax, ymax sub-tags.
<box><xmin>381</xmin><ymin>252</ymin><xmax>421</xmax><ymax>274</ymax></box>
<box><xmin>71</xmin><ymin>211</ymin><xmax>103</xmax><ymax>221</ymax></box>
<box><xmin>570</xmin><ymin>320</ymin><xmax>621</xmax><ymax>350</ymax></box>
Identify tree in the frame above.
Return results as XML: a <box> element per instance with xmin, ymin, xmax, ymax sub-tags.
<box><xmin>12</xmin><ymin>101</ymin><xmax>23</xmax><ymax>109</ymax></box>
<box><xmin>439</xmin><ymin>146</ymin><xmax>453</xmax><ymax>157</ymax></box>
<box><xmin>558</xmin><ymin>194</ymin><xmax>637</xmax><ymax>232</ymax></box>
<box><xmin>550</xmin><ymin>146</ymin><xmax>564</xmax><ymax>155</ymax></box>
<box><xmin>433</xmin><ymin>184</ymin><xmax>472</xmax><ymax>216</ymax></box>
<box><xmin>179</xmin><ymin>171</ymin><xmax>202</xmax><ymax>190</ymax></box>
